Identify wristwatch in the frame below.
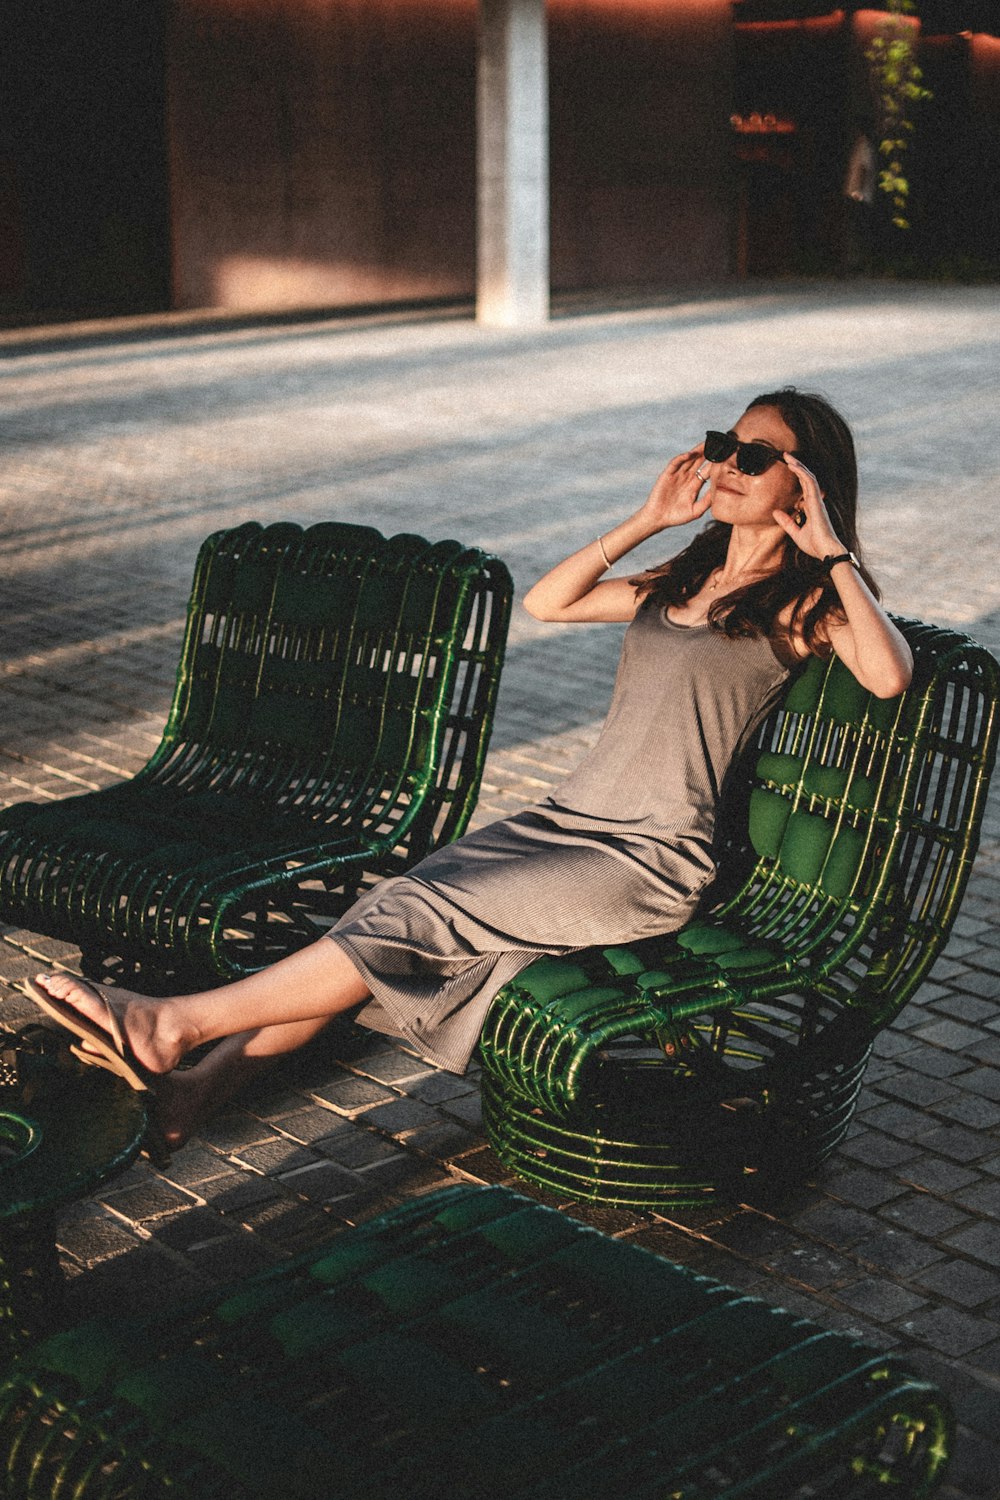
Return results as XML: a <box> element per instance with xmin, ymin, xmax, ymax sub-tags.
<box><xmin>821</xmin><ymin>551</ymin><xmax>859</xmax><ymax>572</ymax></box>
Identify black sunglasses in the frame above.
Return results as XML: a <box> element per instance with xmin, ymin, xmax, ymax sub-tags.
<box><xmin>703</xmin><ymin>430</ymin><xmax>791</xmax><ymax>477</ymax></box>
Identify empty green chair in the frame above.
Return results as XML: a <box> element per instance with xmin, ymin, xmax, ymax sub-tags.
<box><xmin>0</xmin><ymin>1185</ymin><xmax>953</xmax><ymax>1498</ymax></box>
<box><xmin>479</xmin><ymin>618</ymin><xmax>1000</xmax><ymax>1206</ymax></box>
<box><xmin>0</xmin><ymin>522</ymin><xmax>511</xmax><ymax>985</ymax></box>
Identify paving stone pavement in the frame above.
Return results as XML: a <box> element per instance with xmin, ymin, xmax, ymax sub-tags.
<box><xmin>2</xmin><ymin>282</ymin><xmax>1000</xmax><ymax>1496</ymax></box>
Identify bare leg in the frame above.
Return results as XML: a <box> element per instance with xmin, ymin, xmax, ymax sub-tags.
<box><xmin>157</xmin><ymin>1014</ymin><xmax>335</xmax><ymax>1151</ymax></box>
<box><xmin>33</xmin><ymin>936</ymin><xmax>371</xmax><ymax>1080</ymax></box>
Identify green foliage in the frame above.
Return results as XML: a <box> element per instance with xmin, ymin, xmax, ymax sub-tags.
<box><xmin>865</xmin><ymin>0</ymin><xmax>932</xmax><ymax>229</ymax></box>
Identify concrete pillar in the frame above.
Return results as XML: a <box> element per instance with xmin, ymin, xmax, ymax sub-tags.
<box><xmin>476</xmin><ymin>0</ymin><xmax>549</xmax><ymax>326</ymax></box>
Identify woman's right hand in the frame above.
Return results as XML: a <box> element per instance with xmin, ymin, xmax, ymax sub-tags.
<box><xmin>635</xmin><ymin>446</ymin><xmax>712</xmax><ymax>534</ymax></box>
<box><xmin>522</xmin><ymin>443</ymin><xmax>711</xmax><ymax>624</ymax></box>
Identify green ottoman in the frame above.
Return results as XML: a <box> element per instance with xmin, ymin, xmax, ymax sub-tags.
<box><xmin>0</xmin><ymin>1184</ymin><xmax>952</xmax><ymax>1497</ymax></box>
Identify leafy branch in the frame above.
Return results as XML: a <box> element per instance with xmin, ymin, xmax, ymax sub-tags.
<box><xmin>865</xmin><ymin>0</ymin><xmax>932</xmax><ymax>229</ymax></box>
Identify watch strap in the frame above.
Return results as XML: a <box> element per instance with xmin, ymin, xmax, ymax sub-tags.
<box><xmin>821</xmin><ymin>551</ymin><xmax>857</xmax><ymax>572</ymax></box>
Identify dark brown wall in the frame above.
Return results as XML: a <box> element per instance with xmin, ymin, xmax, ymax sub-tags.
<box><xmin>1</xmin><ymin>0</ymin><xmax>170</xmax><ymax>317</ymax></box>
<box><xmin>167</xmin><ymin>0</ymin><xmax>479</xmax><ymax>310</ymax></box>
<box><xmin>167</xmin><ymin>0</ymin><xmax>735</xmax><ymax>312</ymax></box>
<box><xmin>550</xmin><ymin>0</ymin><xmax>735</xmax><ymax>290</ymax></box>
<box><xmin>4</xmin><ymin>2</ymin><xmax>998</xmax><ymax>320</ymax></box>
<box><xmin>733</xmin><ymin>10</ymin><xmax>849</xmax><ymax>276</ymax></box>
<box><xmin>969</xmin><ymin>34</ymin><xmax>1000</xmax><ymax>264</ymax></box>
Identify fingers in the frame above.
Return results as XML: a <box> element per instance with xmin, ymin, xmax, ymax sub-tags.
<box><xmin>666</xmin><ymin>446</ymin><xmax>702</xmax><ymax>473</ymax></box>
<box><xmin>649</xmin><ymin>445</ymin><xmax>711</xmax><ymax>527</ymax></box>
<box><xmin>685</xmin><ymin>446</ymin><xmax>710</xmax><ymax>486</ymax></box>
<box><xmin>784</xmin><ymin>452</ymin><xmax>822</xmax><ymax>500</ymax></box>
<box><xmin>782</xmin><ymin>455</ymin><xmax>846</xmax><ymax>557</ymax></box>
<box><xmin>772</xmin><ymin>508</ymin><xmax>796</xmax><ymax>540</ymax></box>
<box><xmin>773</xmin><ymin>505</ymin><xmax>813</xmax><ymax>548</ymax></box>
<box><xmin>687</xmin><ymin>452</ymin><xmax>711</xmax><ymax>513</ymax></box>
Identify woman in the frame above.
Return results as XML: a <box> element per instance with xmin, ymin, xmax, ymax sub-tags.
<box><xmin>26</xmin><ymin>389</ymin><xmax>912</xmax><ymax>1155</ymax></box>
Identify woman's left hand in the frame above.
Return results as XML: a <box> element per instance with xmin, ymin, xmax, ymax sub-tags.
<box><xmin>772</xmin><ymin>453</ymin><xmax>843</xmax><ymax>560</ymax></box>
<box><xmin>771</xmin><ymin>453</ymin><xmax>913</xmax><ymax>697</ymax></box>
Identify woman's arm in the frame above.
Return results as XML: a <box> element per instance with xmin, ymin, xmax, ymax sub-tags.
<box><xmin>523</xmin><ymin>446</ymin><xmax>710</xmax><ymax>623</ymax></box>
<box><xmin>774</xmin><ymin>453</ymin><xmax>913</xmax><ymax>698</ymax></box>
<box><xmin>815</xmin><ymin>561</ymin><xmax>913</xmax><ymax>697</ymax></box>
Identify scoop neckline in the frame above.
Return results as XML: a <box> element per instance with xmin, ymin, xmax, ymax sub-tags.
<box><xmin>661</xmin><ymin>607</ymin><xmax>711</xmax><ymax>631</ymax></box>
<box><xmin>659</xmin><ymin>607</ymin><xmax>792</xmax><ymax>672</ymax></box>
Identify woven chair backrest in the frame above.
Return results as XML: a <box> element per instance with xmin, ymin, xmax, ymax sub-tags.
<box><xmin>748</xmin><ymin>651</ymin><xmax>903</xmax><ymax>902</ymax></box>
<box><xmin>142</xmin><ymin>521</ymin><xmax>512</xmax><ymax>855</ymax></box>
<box><xmin>737</xmin><ymin>617</ymin><xmax>999</xmax><ymax>1026</ymax></box>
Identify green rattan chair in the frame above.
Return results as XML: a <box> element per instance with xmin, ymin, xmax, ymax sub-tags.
<box><xmin>0</xmin><ymin>1184</ymin><xmax>953</xmax><ymax>1498</ymax></box>
<box><xmin>479</xmin><ymin>618</ymin><xmax>1000</xmax><ymax>1207</ymax></box>
<box><xmin>0</xmin><ymin>522</ymin><xmax>511</xmax><ymax>985</ymax></box>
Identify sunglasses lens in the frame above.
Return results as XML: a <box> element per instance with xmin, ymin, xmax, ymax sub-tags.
<box><xmin>703</xmin><ymin>431</ymin><xmax>735</xmax><ymax>463</ymax></box>
<box><xmin>703</xmin><ymin>431</ymin><xmax>784</xmax><ymax>475</ymax></box>
<box><xmin>735</xmin><ymin>443</ymin><xmax>778</xmax><ymax>476</ymax></box>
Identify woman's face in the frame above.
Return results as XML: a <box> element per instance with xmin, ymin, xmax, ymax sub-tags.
<box><xmin>706</xmin><ymin>405</ymin><xmax>803</xmax><ymax>530</ymax></box>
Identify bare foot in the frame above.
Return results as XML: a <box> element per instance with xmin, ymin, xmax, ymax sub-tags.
<box><xmin>153</xmin><ymin>1068</ymin><xmax>216</xmax><ymax>1153</ymax></box>
<box><xmin>31</xmin><ymin>972</ymin><xmax>187</xmax><ymax>1077</ymax></box>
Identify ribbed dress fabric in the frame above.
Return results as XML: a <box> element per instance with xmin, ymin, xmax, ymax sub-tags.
<box><xmin>330</xmin><ymin>600</ymin><xmax>790</xmax><ymax>1073</ymax></box>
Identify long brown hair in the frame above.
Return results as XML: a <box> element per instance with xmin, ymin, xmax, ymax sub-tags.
<box><xmin>634</xmin><ymin>389</ymin><xmax>878</xmax><ymax>651</ymax></box>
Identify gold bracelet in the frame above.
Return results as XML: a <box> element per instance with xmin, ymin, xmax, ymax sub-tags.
<box><xmin>596</xmin><ymin>535</ymin><xmax>612</xmax><ymax>570</ymax></box>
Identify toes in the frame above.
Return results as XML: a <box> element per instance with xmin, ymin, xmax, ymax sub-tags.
<box><xmin>37</xmin><ymin>972</ymin><xmax>76</xmax><ymax>1000</ymax></box>
<box><xmin>35</xmin><ymin>971</ymin><xmax>103</xmax><ymax>1020</ymax></box>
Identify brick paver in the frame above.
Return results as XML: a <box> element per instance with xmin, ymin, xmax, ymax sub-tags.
<box><xmin>2</xmin><ymin>283</ymin><xmax>1000</xmax><ymax>1497</ymax></box>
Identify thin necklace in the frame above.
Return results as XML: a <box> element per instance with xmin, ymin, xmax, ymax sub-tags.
<box><xmin>707</xmin><ymin>563</ymin><xmax>772</xmax><ymax>592</ymax></box>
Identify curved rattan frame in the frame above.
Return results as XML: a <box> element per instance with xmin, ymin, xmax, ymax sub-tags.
<box><xmin>0</xmin><ymin>1186</ymin><xmax>954</xmax><ymax>1498</ymax></box>
<box><xmin>0</xmin><ymin>522</ymin><xmax>511</xmax><ymax>984</ymax></box>
<box><xmin>480</xmin><ymin>618</ymin><xmax>1000</xmax><ymax>1206</ymax></box>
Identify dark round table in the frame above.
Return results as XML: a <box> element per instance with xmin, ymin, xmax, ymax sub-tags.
<box><xmin>1</xmin><ymin>1040</ymin><xmax>148</xmax><ymax>1360</ymax></box>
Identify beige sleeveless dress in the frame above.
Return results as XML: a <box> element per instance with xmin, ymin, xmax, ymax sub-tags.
<box><xmin>330</xmin><ymin>599</ymin><xmax>790</xmax><ymax>1072</ymax></box>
